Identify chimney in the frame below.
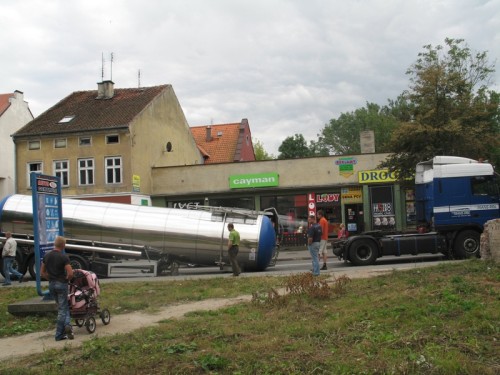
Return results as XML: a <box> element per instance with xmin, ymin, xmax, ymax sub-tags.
<box><xmin>206</xmin><ymin>126</ymin><xmax>212</xmax><ymax>142</ymax></box>
<box><xmin>96</xmin><ymin>80</ymin><xmax>115</xmax><ymax>99</ymax></box>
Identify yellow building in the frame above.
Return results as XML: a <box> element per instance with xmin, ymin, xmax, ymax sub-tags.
<box><xmin>13</xmin><ymin>81</ymin><xmax>202</xmax><ymax>204</ymax></box>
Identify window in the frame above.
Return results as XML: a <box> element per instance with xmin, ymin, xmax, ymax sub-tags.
<box><xmin>106</xmin><ymin>134</ymin><xmax>119</xmax><ymax>144</ymax></box>
<box><xmin>53</xmin><ymin>160</ymin><xmax>69</xmax><ymax>187</ymax></box>
<box><xmin>59</xmin><ymin>115</ymin><xmax>75</xmax><ymax>123</ymax></box>
<box><xmin>54</xmin><ymin>138</ymin><xmax>67</xmax><ymax>148</ymax></box>
<box><xmin>79</xmin><ymin>137</ymin><xmax>92</xmax><ymax>146</ymax></box>
<box><xmin>472</xmin><ymin>176</ymin><xmax>500</xmax><ymax>196</ymax></box>
<box><xmin>105</xmin><ymin>156</ymin><xmax>122</xmax><ymax>184</ymax></box>
<box><xmin>28</xmin><ymin>140</ymin><xmax>40</xmax><ymax>150</ymax></box>
<box><xmin>27</xmin><ymin>162</ymin><xmax>42</xmax><ymax>187</ymax></box>
<box><xmin>78</xmin><ymin>158</ymin><xmax>94</xmax><ymax>185</ymax></box>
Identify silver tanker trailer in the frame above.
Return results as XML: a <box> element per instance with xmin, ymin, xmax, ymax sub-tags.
<box><xmin>0</xmin><ymin>194</ymin><xmax>278</xmax><ymax>279</ymax></box>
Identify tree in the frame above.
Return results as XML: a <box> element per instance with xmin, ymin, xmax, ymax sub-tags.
<box><xmin>278</xmin><ymin>134</ymin><xmax>312</xmax><ymax>159</ymax></box>
<box><xmin>253</xmin><ymin>139</ymin><xmax>275</xmax><ymax>160</ymax></box>
<box><xmin>381</xmin><ymin>38</ymin><xmax>500</xmax><ymax>179</ymax></box>
<box><xmin>317</xmin><ymin>102</ymin><xmax>399</xmax><ymax>155</ymax></box>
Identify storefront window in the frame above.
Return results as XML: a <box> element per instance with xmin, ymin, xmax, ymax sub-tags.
<box><xmin>261</xmin><ymin>195</ymin><xmax>307</xmax><ymax>228</ymax></box>
<box><xmin>209</xmin><ymin>197</ymin><xmax>254</xmax><ymax>210</ymax></box>
<box><xmin>370</xmin><ymin>185</ymin><xmax>396</xmax><ymax>231</ymax></box>
<box><xmin>405</xmin><ymin>189</ymin><xmax>416</xmax><ymax>225</ymax></box>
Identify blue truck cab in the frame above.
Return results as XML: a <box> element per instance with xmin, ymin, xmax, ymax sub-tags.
<box><xmin>416</xmin><ymin>156</ymin><xmax>500</xmax><ymax>231</ymax></box>
<box><xmin>333</xmin><ymin>156</ymin><xmax>499</xmax><ymax>265</ymax></box>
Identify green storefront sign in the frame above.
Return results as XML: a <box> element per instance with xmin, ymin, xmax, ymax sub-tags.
<box><xmin>229</xmin><ymin>172</ymin><xmax>279</xmax><ymax>189</ymax></box>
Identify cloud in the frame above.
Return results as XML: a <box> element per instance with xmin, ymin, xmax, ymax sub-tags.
<box><xmin>1</xmin><ymin>0</ymin><xmax>499</xmax><ymax>155</ymax></box>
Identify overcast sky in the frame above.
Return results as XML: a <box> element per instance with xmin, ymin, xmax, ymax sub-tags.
<box><xmin>1</xmin><ymin>0</ymin><xmax>499</xmax><ymax>155</ymax></box>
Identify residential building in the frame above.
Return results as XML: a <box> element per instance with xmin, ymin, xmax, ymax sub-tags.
<box><xmin>13</xmin><ymin>81</ymin><xmax>202</xmax><ymax>204</ymax></box>
<box><xmin>190</xmin><ymin>119</ymin><xmax>255</xmax><ymax>164</ymax></box>
<box><xmin>0</xmin><ymin>91</ymin><xmax>34</xmax><ymax>199</ymax></box>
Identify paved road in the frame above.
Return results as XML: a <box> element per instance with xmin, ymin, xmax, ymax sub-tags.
<box><xmin>1</xmin><ymin>247</ymin><xmax>450</xmax><ymax>286</ymax></box>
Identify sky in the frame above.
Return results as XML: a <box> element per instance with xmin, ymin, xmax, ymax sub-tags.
<box><xmin>1</xmin><ymin>0</ymin><xmax>499</xmax><ymax>156</ymax></box>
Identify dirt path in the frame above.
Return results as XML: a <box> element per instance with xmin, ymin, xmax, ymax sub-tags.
<box><xmin>0</xmin><ymin>296</ymin><xmax>253</xmax><ymax>362</ymax></box>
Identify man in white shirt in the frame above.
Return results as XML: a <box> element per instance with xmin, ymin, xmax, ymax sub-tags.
<box><xmin>2</xmin><ymin>232</ymin><xmax>24</xmax><ymax>285</ymax></box>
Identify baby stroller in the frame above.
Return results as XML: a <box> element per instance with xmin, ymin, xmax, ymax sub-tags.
<box><xmin>68</xmin><ymin>269</ymin><xmax>111</xmax><ymax>333</ymax></box>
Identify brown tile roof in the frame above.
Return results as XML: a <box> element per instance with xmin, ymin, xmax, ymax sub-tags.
<box><xmin>190</xmin><ymin>123</ymin><xmax>241</xmax><ymax>164</ymax></box>
<box><xmin>0</xmin><ymin>93</ymin><xmax>13</xmax><ymax>117</ymax></box>
<box><xmin>13</xmin><ymin>85</ymin><xmax>169</xmax><ymax>138</ymax></box>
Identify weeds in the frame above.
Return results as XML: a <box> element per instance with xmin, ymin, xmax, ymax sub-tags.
<box><xmin>0</xmin><ymin>260</ymin><xmax>499</xmax><ymax>374</ymax></box>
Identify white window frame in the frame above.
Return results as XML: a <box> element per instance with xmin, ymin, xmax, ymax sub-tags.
<box><xmin>78</xmin><ymin>158</ymin><xmax>95</xmax><ymax>186</ymax></box>
<box><xmin>54</xmin><ymin>138</ymin><xmax>67</xmax><ymax>148</ymax></box>
<box><xmin>53</xmin><ymin>160</ymin><xmax>70</xmax><ymax>187</ymax></box>
<box><xmin>28</xmin><ymin>140</ymin><xmax>41</xmax><ymax>150</ymax></box>
<box><xmin>105</xmin><ymin>156</ymin><xmax>122</xmax><ymax>184</ymax></box>
<box><xmin>27</xmin><ymin>162</ymin><xmax>43</xmax><ymax>188</ymax></box>
<box><xmin>79</xmin><ymin>136</ymin><xmax>92</xmax><ymax>146</ymax></box>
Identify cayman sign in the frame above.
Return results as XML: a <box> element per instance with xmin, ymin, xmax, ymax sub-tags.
<box><xmin>229</xmin><ymin>172</ymin><xmax>279</xmax><ymax>189</ymax></box>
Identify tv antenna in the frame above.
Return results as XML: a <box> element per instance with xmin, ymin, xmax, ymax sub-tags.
<box><xmin>110</xmin><ymin>52</ymin><xmax>114</xmax><ymax>81</ymax></box>
<box><xmin>100</xmin><ymin>52</ymin><xmax>114</xmax><ymax>81</ymax></box>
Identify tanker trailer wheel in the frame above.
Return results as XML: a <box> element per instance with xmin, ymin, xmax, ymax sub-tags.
<box><xmin>100</xmin><ymin>309</ymin><xmax>111</xmax><ymax>325</ymax></box>
<box><xmin>0</xmin><ymin>251</ymin><xmax>27</xmax><ymax>279</ymax></box>
<box><xmin>69</xmin><ymin>255</ymin><xmax>89</xmax><ymax>271</ymax></box>
<box><xmin>453</xmin><ymin>230</ymin><xmax>480</xmax><ymax>259</ymax></box>
<box><xmin>85</xmin><ymin>317</ymin><xmax>97</xmax><ymax>333</ymax></box>
<box><xmin>348</xmin><ymin>239</ymin><xmax>377</xmax><ymax>266</ymax></box>
<box><xmin>157</xmin><ymin>260</ymin><xmax>179</xmax><ymax>276</ymax></box>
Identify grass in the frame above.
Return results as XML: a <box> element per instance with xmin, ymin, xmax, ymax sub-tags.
<box><xmin>1</xmin><ymin>259</ymin><xmax>499</xmax><ymax>374</ymax></box>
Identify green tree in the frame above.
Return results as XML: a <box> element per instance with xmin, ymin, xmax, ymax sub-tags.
<box><xmin>278</xmin><ymin>134</ymin><xmax>312</xmax><ymax>159</ymax></box>
<box><xmin>382</xmin><ymin>38</ymin><xmax>500</xmax><ymax>179</ymax></box>
<box><xmin>253</xmin><ymin>139</ymin><xmax>274</xmax><ymax>160</ymax></box>
<box><xmin>317</xmin><ymin>102</ymin><xmax>399</xmax><ymax>155</ymax></box>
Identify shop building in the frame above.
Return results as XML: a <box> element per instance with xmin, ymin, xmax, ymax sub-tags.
<box><xmin>151</xmin><ymin>152</ymin><xmax>415</xmax><ymax>240</ymax></box>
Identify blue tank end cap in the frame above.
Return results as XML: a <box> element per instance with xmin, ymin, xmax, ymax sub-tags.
<box><xmin>255</xmin><ymin>215</ymin><xmax>276</xmax><ymax>271</ymax></box>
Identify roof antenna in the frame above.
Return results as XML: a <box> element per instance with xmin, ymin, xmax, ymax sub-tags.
<box><xmin>138</xmin><ymin>69</ymin><xmax>141</xmax><ymax>88</ymax></box>
<box><xmin>101</xmin><ymin>52</ymin><xmax>105</xmax><ymax>81</ymax></box>
<box><xmin>110</xmin><ymin>52</ymin><xmax>114</xmax><ymax>81</ymax></box>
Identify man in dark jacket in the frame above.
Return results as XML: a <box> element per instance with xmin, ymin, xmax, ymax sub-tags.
<box><xmin>307</xmin><ymin>215</ymin><xmax>322</xmax><ymax>276</ymax></box>
<box><xmin>41</xmin><ymin>236</ymin><xmax>74</xmax><ymax>341</ymax></box>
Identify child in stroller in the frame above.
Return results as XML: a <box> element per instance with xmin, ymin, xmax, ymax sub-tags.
<box><xmin>68</xmin><ymin>269</ymin><xmax>111</xmax><ymax>333</ymax></box>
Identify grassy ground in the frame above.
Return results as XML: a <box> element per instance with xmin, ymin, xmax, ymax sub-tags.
<box><xmin>1</xmin><ymin>259</ymin><xmax>499</xmax><ymax>374</ymax></box>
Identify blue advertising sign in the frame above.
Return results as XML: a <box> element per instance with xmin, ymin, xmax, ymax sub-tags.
<box><xmin>31</xmin><ymin>173</ymin><xmax>64</xmax><ymax>296</ymax></box>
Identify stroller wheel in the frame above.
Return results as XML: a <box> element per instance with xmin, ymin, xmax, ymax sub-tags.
<box><xmin>75</xmin><ymin>319</ymin><xmax>85</xmax><ymax>327</ymax></box>
<box><xmin>85</xmin><ymin>317</ymin><xmax>96</xmax><ymax>334</ymax></box>
<box><xmin>100</xmin><ymin>309</ymin><xmax>111</xmax><ymax>325</ymax></box>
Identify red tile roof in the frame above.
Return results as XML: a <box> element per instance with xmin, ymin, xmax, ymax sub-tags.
<box><xmin>0</xmin><ymin>93</ymin><xmax>13</xmax><ymax>117</ymax></box>
<box><xmin>190</xmin><ymin>123</ymin><xmax>241</xmax><ymax>164</ymax></box>
<box><xmin>14</xmin><ymin>85</ymin><xmax>169</xmax><ymax>138</ymax></box>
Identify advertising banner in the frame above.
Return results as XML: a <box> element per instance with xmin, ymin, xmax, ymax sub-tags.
<box><xmin>31</xmin><ymin>173</ymin><xmax>63</xmax><ymax>296</ymax></box>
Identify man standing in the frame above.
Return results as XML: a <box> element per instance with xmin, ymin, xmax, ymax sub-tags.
<box><xmin>307</xmin><ymin>215</ymin><xmax>322</xmax><ymax>276</ymax></box>
<box><xmin>317</xmin><ymin>210</ymin><xmax>329</xmax><ymax>270</ymax></box>
<box><xmin>227</xmin><ymin>223</ymin><xmax>241</xmax><ymax>276</ymax></box>
<box><xmin>2</xmin><ymin>232</ymin><xmax>25</xmax><ymax>286</ymax></box>
<box><xmin>41</xmin><ymin>236</ymin><xmax>74</xmax><ymax>341</ymax></box>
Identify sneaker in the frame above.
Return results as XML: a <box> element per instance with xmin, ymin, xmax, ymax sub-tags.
<box><xmin>321</xmin><ymin>264</ymin><xmax>327</xmax><ymax>270</ymax></box>
<box><xmin>56</xmin><ymin>335</ymin><xmax>68</xmax><ymax>341</ymax></box>
<box><xmin>2</xmin><ymin>283</ymin><xmax>11</xmax><ymax>287</ymax></box>
<box><xmin>18</xmin><ymin>277</ymin><xmax>23</xmax><ymax>283</ymax></box>
<box><xmin>65</xmin><ymin>325</ymin><xmax>74</xmax><ymax>340</ymax></box>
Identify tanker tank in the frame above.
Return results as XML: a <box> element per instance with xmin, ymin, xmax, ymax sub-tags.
<box><xmin>0</xmin><ymin>194</ymin><xmax>277</xmax><ymax>273</ymax></box>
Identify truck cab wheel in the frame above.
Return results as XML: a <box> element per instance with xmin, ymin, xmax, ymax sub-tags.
<box><xmin>453</xmin><ymin>230</ymin><xmax>480</xmax><ymax>259</ymax></box>
<box><xmin>348</xmin><ymin>239</ymin><xmax>378</xmax><ymax>266</ymax></box>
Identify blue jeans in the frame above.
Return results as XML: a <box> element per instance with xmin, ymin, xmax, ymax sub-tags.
<box><xmin>308</xmin><ymin>242</ymin><xmax>320</xmax><ymax>276</ymax></box>
<box><xmin>3</xmin><ymin>257</ymin><xmax>24</xmax><ymax>284</ymax></box>
<box><xmin>49</xmin><ymin>281</ymin><xmax>71</xmax><ymax>340</ymax></box>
